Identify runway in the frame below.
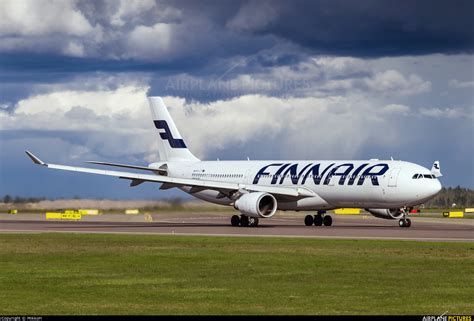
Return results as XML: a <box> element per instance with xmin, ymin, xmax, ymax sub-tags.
<box><xmin>1</xmin><ymin>213</ymin><xmax>472</xmax><ymax>242</ymax></box>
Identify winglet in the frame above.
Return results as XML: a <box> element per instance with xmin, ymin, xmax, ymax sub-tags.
<box><xmin>25</xmin><ymin>150</ymin><xmax>47</xmax><ymax>166</ymax></box>
<box><xmin>431</xmin><ymin>160</ymin><xmax>442</xmax><ymax>177</ymax></box>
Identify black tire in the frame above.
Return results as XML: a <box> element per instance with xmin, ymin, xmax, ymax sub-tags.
<box><xmin>231</xmin><ymin>215</ymin><xmax>240</xmax><ymax>227</ymax></box>
<box><xmin>314</xmin><ymin>215</ymin><xmax>323</xmax><ymax>226</ymax></box>
<box><xmin>249</xmin><ymin>217</ymin><xmax>258</xmax><ymax>227</ymax></box>
<box><xmin>406</xmin><ymin>218</ymin><xmax>411</xmax><ymax>228</ymax></box>
<box><xmin>240</xmin><ymin>215</ymin><xmax>249</xmax><ymax>227</ymax></box>
<box><xmin>304</xmin><ymin>215</ymin><xmax>314</xmax><ymax>226</ymax></box>
<box><xmin>399</xmin><ymin>219</ymin><xmax>405</xmax><ymax>228</ymax></box>
<box><xmin>323</xmin><ymin>215</ymin><xmax>333</xmax><ymax>226</ymax></box>
<box><xmin>253</xmin><ymin>218</ymin><xmax>259</xmax><ymax>227</ymax></box>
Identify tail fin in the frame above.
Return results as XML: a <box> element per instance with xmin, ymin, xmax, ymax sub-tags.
<box><xmin>148</xmin><ymin>97</ymin><xmax>199</xmax><ymax>162</ymax></box>
<box><xmin>431</xmin><ymin>160</ymin><xmax>442</xmax><ymax>177</ymax></box>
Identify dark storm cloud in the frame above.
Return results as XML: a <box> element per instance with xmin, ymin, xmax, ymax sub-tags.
<box><xmin>226</xmin><ymin>0</ymin><xmax>474</xmax><ymax>56</ymax></box>
<box><xmin>2</xmin><ymin>0</ymin><xmax>471</xmax><ymax>70</ymax></box>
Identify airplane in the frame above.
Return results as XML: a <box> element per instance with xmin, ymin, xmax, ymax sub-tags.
<box><xmin>26</xmin><ymin>96</ymin><xmax>443</xmax><ymax>228</ymax></box>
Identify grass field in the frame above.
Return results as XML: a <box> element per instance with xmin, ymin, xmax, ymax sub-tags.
<box><xmin>0</xmin><ymin>233</ymin><xmax>472</xmax><ymax>315</ymax></box>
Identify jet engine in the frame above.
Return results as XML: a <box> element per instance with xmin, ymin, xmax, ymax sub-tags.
<box><xmin>234</xmin><ymin>192</ymin><xmax>277</xmax><ymax>218</ymax></box>
<box><xmin>366</xmin><ymin>208</ymin><xmax>403</xmax><ymax>220</ymax></box>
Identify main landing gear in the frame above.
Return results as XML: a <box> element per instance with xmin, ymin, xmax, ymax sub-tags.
<box><xmin>398</xmin><ymin>207</ymin><xmax>411</xmax><ymax>228</ymax></box>
<box><xmin>304</xmin><ymin>211</ymin><xmax>332</xmax><ymax>227</ymax></box>
<box><xmin>231</xmin><ymin>214</ymin><xmax>259</xmax><ymax>227</ymax></box>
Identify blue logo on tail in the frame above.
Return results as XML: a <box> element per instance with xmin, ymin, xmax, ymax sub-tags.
<box><xmin>154</xmin><ymin>120</ymin><xmax>187</xmax><ymax>148</ymax></box>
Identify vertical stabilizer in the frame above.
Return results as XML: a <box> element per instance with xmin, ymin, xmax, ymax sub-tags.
<box><xmin>431</xmin><ymin>160</ymin><xmax>442</xmax><ymax>177</ymax></box>
<box><xmin>148</xmin><ymin>97</ymin><xmax>199</xmax><ymax>162</ymax></box>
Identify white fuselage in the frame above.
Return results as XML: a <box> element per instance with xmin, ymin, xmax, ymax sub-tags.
<box><xmin>151</xmin><ymin>159</ymin><xmax>442</xmax><ymax>211</ymax></box>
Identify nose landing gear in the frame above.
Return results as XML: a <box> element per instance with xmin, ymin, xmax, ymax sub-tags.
<box><xmin>398</xmin><ymin>207</ymin><xmax>412</xmax><ymax>228</ymax></box>
<box><xmin>399</xmin><ymin>218</ymin><xmax>411</xmax><ymax>228</ymax></box>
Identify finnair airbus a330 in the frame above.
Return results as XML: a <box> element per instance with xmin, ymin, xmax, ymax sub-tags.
<box><xmin>26</xmin><ymin>97</ymin><xmax>442</xmax><ymax>228</ymax></box>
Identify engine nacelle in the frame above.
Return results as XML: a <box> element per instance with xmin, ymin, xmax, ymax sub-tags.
<box><xmin>234</xmin><ymin>192</ymin><xmax>277</xmax><ymax>218</ymax></box>
<box><xmin>366</xmin><ymin>208</ymin><xmax>403</xmax><ymax>220</ymax></box>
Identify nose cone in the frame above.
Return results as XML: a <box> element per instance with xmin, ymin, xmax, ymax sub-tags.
<box><xmin>432</xmin><ymin>179</ymin><xmax>442</xmax><ymax>196</ymax></box>
<box><xmin>423</xmin><ymin>179</ymin><xmax>442</xmax><ymax>200</ymax></box>
<box><xmin>413</xmin><ymin>177</ymin><xmax>442</xmax><ymax>204</ymax></box>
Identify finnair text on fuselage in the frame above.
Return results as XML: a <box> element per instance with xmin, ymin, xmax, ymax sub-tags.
<box><xmin>252</xmin><ymin>162</ymin><xmax>389</xmax><ymax>186</ymax></box>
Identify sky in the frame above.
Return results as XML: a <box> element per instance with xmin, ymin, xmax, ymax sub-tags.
<box><xmin>0</xmin><ymin>0</ymin><xmax>473</xmax><ymax>199</ymax></box>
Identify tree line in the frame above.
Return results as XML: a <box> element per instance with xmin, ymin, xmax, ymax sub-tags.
<box><xmin>423</xmin><ymin>186</ymin><xmax>473</xmax><ymax>208</ymax></box>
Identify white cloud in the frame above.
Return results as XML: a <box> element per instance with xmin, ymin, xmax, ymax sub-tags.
<box><xmin>164</xmin><ymin>57</ymin><xmax>432</xmax><ymax>98</ymax></box>
<box><xmin>227</xmin><ymin>0</ymin><xmax>279</xmax><ymax>32</ymax></box>
<box><xmin>1</xmin><ymin>77</ymin><xmax>152</xmax><ymax>158</ymax></box>
<box><xmin>1</xmin><ymin>75</ymin><xmax>419</xmax><ymax>162</ymax></box>
<box><xmin>62</xmin><ymin>41</ymin><xmax>85</xmax><ymax>57</ymax></box>
<box><xmin>381</xmin><ymin>104</ymin><xmax>410</xmax><ymax>115</ymax></box>
<box><xmin>312</xmin><ymin>57</ymin><xmax>368</xmax><ymax>77</ymax></box>
<box><xmin>108</xmin><ymin>0</ymin><xmax>156</xmax><ymax>27</ymax></box>
<box><xmin>364</xmin><ymin>70</ymin><xmax>431</xmax><ymax>95</ymax></box>
<box><xmin>449</xmin><ymin>79</ymin><xmax>474</xmax><ymax>89</ymax></box>
<box><xmin>124</xmin><ymin>23</ymin><xmax>173</xmax><ymax>60</ymax></box>
<box><xmin>419</xmin><ymin>107</ymin><xmax>473</xmax><ymax>119</ymax></box>
<box><xmin>0</xmin><ymin>0</ymin><xmax>188</xmax><ymax>60</ymax></box>
<box><xmin>0</xmin><ymin>0</ymin><xmax>93</xmax><ymax>36</ymax></box>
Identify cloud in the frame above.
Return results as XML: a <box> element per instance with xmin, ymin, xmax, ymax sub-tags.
<box><xmin>0</xmin><ymin>0</ymin><xmax>94</xmax><ymax>37</ymax></box>
<box><xmin>161</xmin><ymin>56</ymin><xmax>432</xmax><ymax>100</ymax></box>
<box><xmin>364</xmin><ymin>70</ymin><xmax>431</xmax><ymax>95</ymax></box>
<box><xmin>62</xmin><ymin>41</ymin><xmax>86</xmax><ymax>57</ymax></box>
<box><xmin>1</xmin><ymin>74</ymin><xmax>420</xmax><ymax>162</ymax></box>
<box><xmin>449</xmin><ymin>79</ymin><xmax>474</xmax><ymax>89</ymax></box>
<box><xmin>125</xmin><ymin>23</ymin><xmax>173</xmax><ymax>60</ymax></box>
<box><xmin>0</xmin><ymin>0</ymin><xmax>472</xmax><ymax>63</ymax></box>
<box><xmin>419</xmin><ymin>107</ymin><xmax>473</xmax><ymax>119</ymax></box>
<box><xmin>226</xmin><ymin>0</ymin><xmax>279</xmax><ymax>32</ymax></box>
<box><xmin>381</xmin><ymin>104</ymin><xmax>411</xmax><ymax>115</ymax></box>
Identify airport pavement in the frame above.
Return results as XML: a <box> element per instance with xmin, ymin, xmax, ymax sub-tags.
<box><xmin>0</xmin><ymin>212</ymin><xmax>472</xmax><ymax>242</ymax></box>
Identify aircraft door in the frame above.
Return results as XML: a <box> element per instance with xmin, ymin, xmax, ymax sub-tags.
<box><xmin>388</xmin><ymin>168</ymin><xmax>401</xmax><ymax>187</ymax></box>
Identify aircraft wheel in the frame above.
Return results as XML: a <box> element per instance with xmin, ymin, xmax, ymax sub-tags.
<box><xmin>304</xmin><ymin>215</ymin><xmax>314</xmax><ymax>226</ymax></box>
<box><xmin>240</xmin><ymin>215</ymin><xmax>249</xmax><ymax>227</ymax></box>
<box><xmin>231</xmin><ymin>215</ymin><xmax>240</xmax><ymax>227</ymax></box>
<box><xmin>323</xmin><ymin>215</ymin><xmax>332</xmax><ymax>226</ymax></box>
<box><xmin>249</xmin><ymin>217</ymin><xmax>259</xmax><ymax>227</ymax></box>
<box><xmin>405</xmin><ymin>218</ymin><xmax>411</xmax><ymax>228</ymax></box>
<box><xmin>314</xmin><ymin>215</ymin><xmax>323</xmax><ymax>226</ymax></box>
<box><xmin>399</xmin><ymin>219</ymin><xmax>406</xmax><ymax>228</ymax></box>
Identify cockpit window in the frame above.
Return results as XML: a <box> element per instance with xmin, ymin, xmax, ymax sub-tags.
<box><xmin>413</xmin><ymin>173</ymin><xmax>436</xmax><ymax>179</ymax></box>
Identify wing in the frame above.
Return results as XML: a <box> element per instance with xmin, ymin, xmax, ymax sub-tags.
<box><xmin>25</xmin><ymin>151</ymin><xmax>316</xmax><ymax>200</ymax></box>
